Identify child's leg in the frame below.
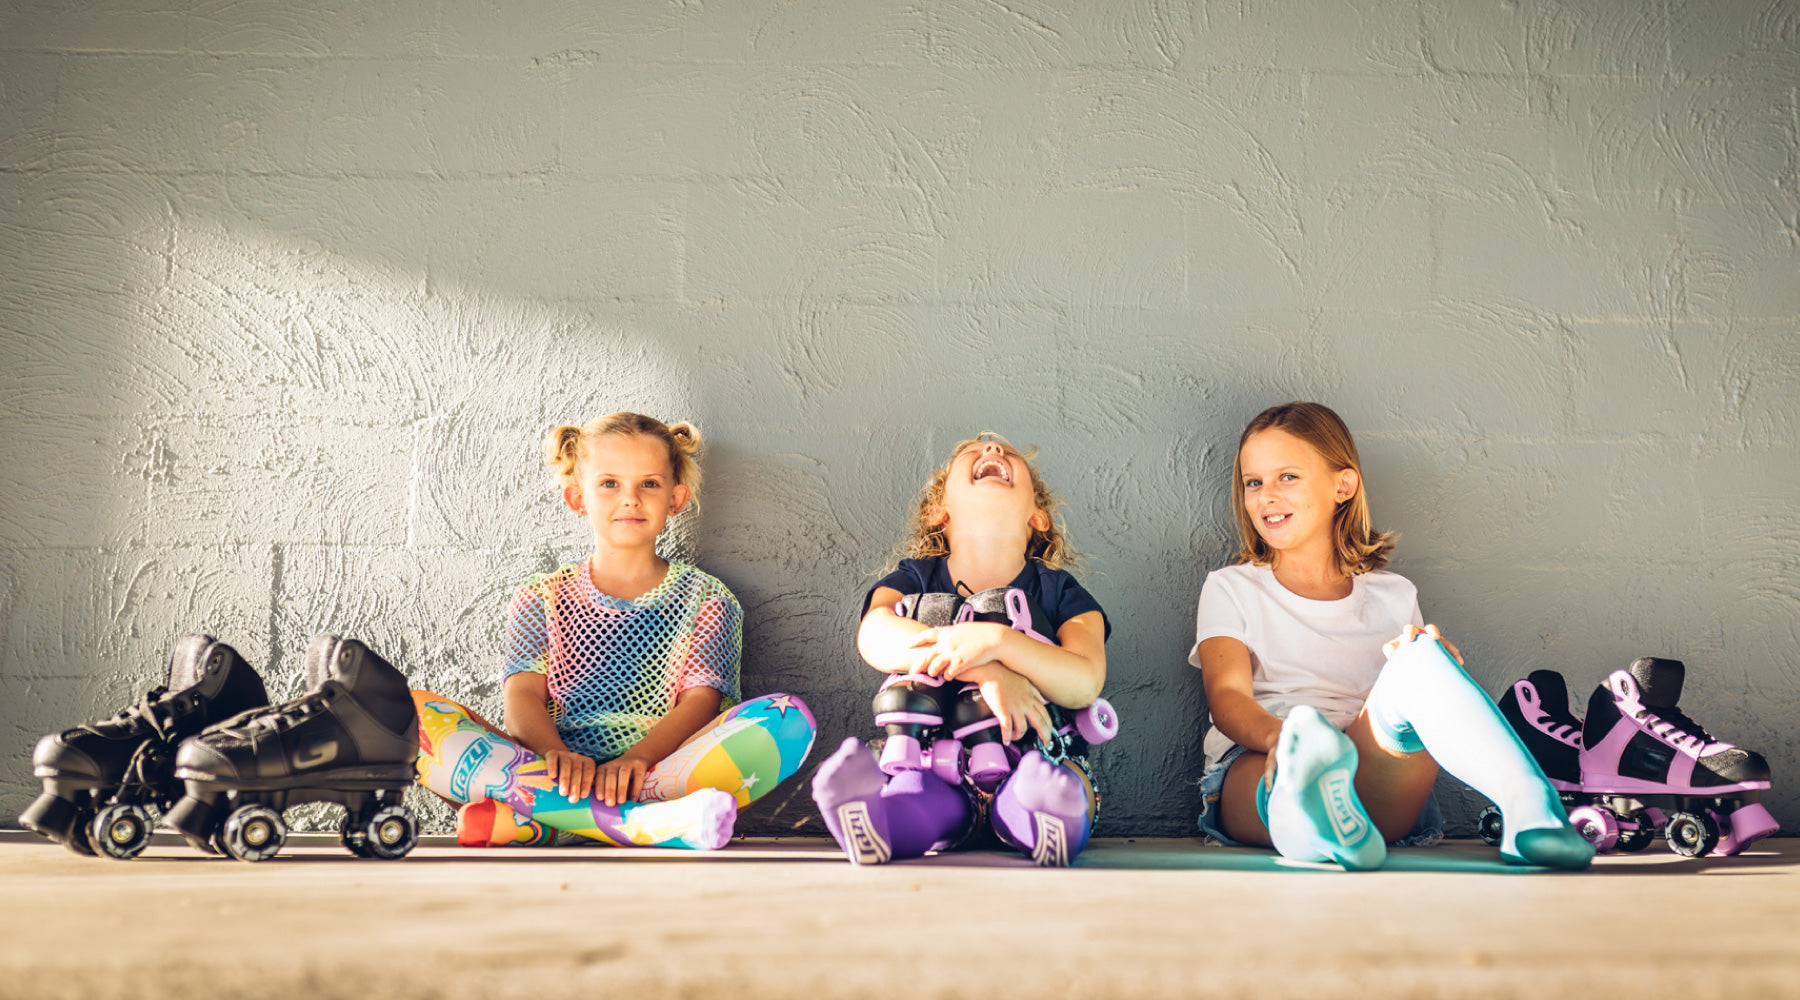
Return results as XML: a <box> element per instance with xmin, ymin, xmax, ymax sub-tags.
<box><xmin>990</xmin><ymin>752</ymin><xmax>1094</xmax><ymax>867</ymax></box>
<box><xmin>412</xmin><ymin>692</ymin><xmax>735</xmax><ymax>850</ymax></box>
<box><xmin>1361</xmin><ymin>636</ymin><xmax>1593</xmax><ymax>869</ymax></box>
<box><xmin>811</xmin><ymin>737</ymin><xmax>973</xmax><ymax>865</ymax></box>
<box><xmin>640</xmin><ymin>693</ymin><xmax>818</xmax><ymax>806</ymax></box>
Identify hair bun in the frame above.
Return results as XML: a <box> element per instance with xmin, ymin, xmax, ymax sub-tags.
<box><xmin>667</xmin><ymin>421</ymin><xmax>703</xmax><ymax>455</ymax></box>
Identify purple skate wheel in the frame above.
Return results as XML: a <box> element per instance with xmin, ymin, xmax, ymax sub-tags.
<box><xmin>879</xmin><ymin>734</ymin><xmax>925</xmax><ymax>776</ymax></box>
<box><xmin>926</xmin><ymin>738</ymin><xmax>964</xmax><ymax>786</ymax></box>
<box><xmin>1568</xmin><ymin>805</ymin><xmax>1620</xmax><ymax>852</ymax></box>
<box><xmin>967</xmin><ymin>742</ymin><xmax>1011</xmax><ymax>792</ymax></box>
<box><xmin>1075</xmin><ymin>698</ymin><xmax>1120</xmax><ymax>745</ymax></box>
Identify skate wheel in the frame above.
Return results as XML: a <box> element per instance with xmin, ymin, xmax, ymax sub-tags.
<box><xmin>220</xmin><ymin>804</ymin><xmax>287</xmax><ymax>862</ymax></box>
<box><xmin>1613</xmin><ymin>810</ymin><xmax>1655</xmax><ymax>853</ymax></box>
<box><xmin>1475</xmin><ymin>805</ymin><xmax>1504</xmax><ymax>847</ymax></box>
<box><xmin>338</xmin><ymin>817</ymin><xmax>372</xmax><ymax>858</ymax></box>
<box><xmin>1075</xmin><ymin>698</ymin><xmax>1120</xmax><ymax>745</ymax></box>
<box><xmin>1568</xmin><ymin>806</ymin><xmax>1620</xmax><ymax>851</ymax></box>
<box><xmin>1664</xmin><ymin>811</ymin><xmax>1718</xmax><ymax>858</ymax></box>
<box><xmin>64</xmin><ymin>806</ymin><xmax>98</xmax><ymax>857</ymax></box>
<box><xmin>90</xmin><ymin>804</ymin><xmax>154</xmax><ymax>861</ymax></box>
<box><xmin>356</xmin><ymin>804</ymin><xmax>418</xmax><ymax>860</ymax></box>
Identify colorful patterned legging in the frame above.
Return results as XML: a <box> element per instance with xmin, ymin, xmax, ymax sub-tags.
<box><xmin>413</xmin><ymin>690</ymin><xmax>816</xmax><ymax>847</ymax></box>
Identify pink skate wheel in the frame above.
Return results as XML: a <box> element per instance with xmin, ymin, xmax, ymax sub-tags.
<box><xmin>926</xmin><ymin>738</ymin><xmax>964</xmax><ymax>786</ymax></box>
<box><xmin>1075</xmin><ymin>698</ymin><xmax>1120</xmax><ymax>745</ymax></box>
<box><xmin>1568</xmin><ymin>805</ymin><xmax>1620</xmax><ymax>852</ymax></box>
<box><xmin>967</xmin><ymin>742</ymin><xmax>1011</xmax><ymax>791</ymax></box>
<box><xmin>879</xmin><ymin>734</ymin><xmax>924</xmax><ymax>776</ymax></box>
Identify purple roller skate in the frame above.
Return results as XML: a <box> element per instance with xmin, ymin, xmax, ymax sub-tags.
<box><xmin>873</xmin><ymin>673</ymin><xmax>950</xmax><ymax>776</ymax></box>
<box><xmin>1579</xmin><ymin>657</ymin><xmax>1775</xmax><ymax>858</ymax></box>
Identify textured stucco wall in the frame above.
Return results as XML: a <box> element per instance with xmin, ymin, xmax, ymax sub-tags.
<box><xmin>2</xmin><ymin>1</ymin><xmax>1796</xmax><ymax>839</ymax></box>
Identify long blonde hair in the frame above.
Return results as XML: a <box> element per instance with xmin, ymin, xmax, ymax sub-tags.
<box><xmin>1231</xmin><ymin>402</ymin><xmax>1394</xmax><ymax>574</ymax></box>
<box><xmin>544</xmin><ymin>412</ymin><xmax>704</xmax><ymax>505</ymax></box>
<box><xmin>901</xmin><ymin>432</ymin><xmax>1081</xmax><ymax>572</ymax></box>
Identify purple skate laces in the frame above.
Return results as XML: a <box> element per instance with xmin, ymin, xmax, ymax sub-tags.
<box><xmin>1610</xmin><ymin>671</ymin><xmax>1730</xmax><ymax>757</ymax></box>
<box><xmin>1514</xmin><ymin>680</ymin><xmax>1581</xmax><ymax>748</ymax></box>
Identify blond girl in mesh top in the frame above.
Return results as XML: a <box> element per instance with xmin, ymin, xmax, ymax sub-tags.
<box><xmin>411</xmin><ymin>413</ymin><xmax>817</xmax><ymax>848</ymax></box>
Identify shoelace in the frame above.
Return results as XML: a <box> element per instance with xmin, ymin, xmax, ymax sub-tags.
<box><xmin>1630</xmin><ymin>704</ymin><xmax>1727</xmax><ymax>755</ymax></box>
<box><xmin>1517</xmin><ymin>684</ymin><xmax>1582</xmax><ymax>748</ymax></box>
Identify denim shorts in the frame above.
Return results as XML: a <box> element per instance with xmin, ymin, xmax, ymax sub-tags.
<box><xmin>1196</xmin><ymin>744</ymin><xmax>1444</xmax><ymax>849</ymax></box>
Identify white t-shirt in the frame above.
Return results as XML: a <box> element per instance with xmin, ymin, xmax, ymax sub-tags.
<box><xmin>1189</xmin><ymin>562</ymin><xmax>1423</xmax><ymax>767</ymax></box>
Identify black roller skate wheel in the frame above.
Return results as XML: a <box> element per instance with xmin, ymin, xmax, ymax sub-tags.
<box><xmin>338</xmin><ymin>816</ymin><xmax>372</xmax><ymax>858</ymax></box>
<box><xmin>1665</xmin><ymin>811</ymin><xmax>1719</xmax><ymax>859</ymax></box>
<box><xmin>90</xmin><ymin>804</ymin><xmax>154</xmax><ymax>861</ymax></box>
<box><xmin>220</xmin><ymin>804</ymin><xmax>287</xmax><ymax>863</ymax></box>
<box><xmin>64</xmin><ymin>806</ymin><xmax>99</xmax><ymax>857</ymax></box>
<box><xmin>357</xmin><ymin>805</ymin><xmax>418</xmax><ymax>860</ymax></box>
<box><xmin>1614</xmin><ymin>811</ymin><xmax>1655</xmax><ymax>853</ymax></box>
<box><xmin>1475</xmin><ymin>805</ymin><xmax>1504</xmax><ymax>847</ymax></box>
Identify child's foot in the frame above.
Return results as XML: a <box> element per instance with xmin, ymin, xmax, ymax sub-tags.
<box><xmin>1267</xmin><ymin>706</ymin><xmax>1386</xmax><ymax>871</ymax></box>
<box><xmin>456</xmin><ymin>799</ymin><xmax>555</xmax><ymax>847</ymax></box>
<box><xmin>613</xmin><ymin>789</ymin><xmax>738</xmax><ymax>850</ymax></box>
<box><xmin>811</xmin><ymin>737</ymin><xmax>892</xmax><ymax>865</ymax></box>
<box><xmin>1502</xmin><ymin>821</ymin><xmax>1594</xmax><ymax>870</ymax></box>
<box><xmin>998</xmin><ymin>751</ymin><xmax>1091</xmax><ymax>867</ymax></box>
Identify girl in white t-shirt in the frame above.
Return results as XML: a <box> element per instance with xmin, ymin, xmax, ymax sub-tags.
<box><xmin>1191</xmin><ymin>402</ymin><xmax>1590</xmax><ymax>870</ymax></box>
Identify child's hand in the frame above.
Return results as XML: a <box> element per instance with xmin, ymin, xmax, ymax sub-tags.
<box><xmin>1383</xmin><ymin>623</ymin><xmax>1464</xmax><ymax>665</ymax></box>
<box><xmin>908</xmin><ymin>622</ymin><xmax>1005</xmax><ymax>679</ymax></box>
<box><xmin>976</xmin><ymin>668</ymin><xmax>1052</xmax><ymax>744</ymax></box>
<box><xmin>594</xmin><ymin>754</ymin><xmax>650</xmax><ymax>807</ymax></box>
<box><xmin>543</xmin><ymin>748</ymin><xmax>597</xmax><ymax>799</ymax></box>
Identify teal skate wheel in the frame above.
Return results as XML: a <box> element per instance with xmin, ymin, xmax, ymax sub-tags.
<box><xmin>220</xmin><ymin>803</ymin><xmax>286</xmax><ymax>863</ymax></box>
<box><xmin>90</xmin><ymin>804</ymin><xmax>153</xmax><ymax>861</ymax></box>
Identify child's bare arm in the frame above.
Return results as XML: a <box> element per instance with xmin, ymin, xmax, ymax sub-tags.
<box><xmin>1196</xmin><ymin>635</ymin><xmax>1281</xmax><ymax>755</ymax></box>
<box><xmin>913</xmin><ymin>612</ymin><xmax>1106</xmax><ymax>710</ymax></box>
<box><xmin>504</xmin><ymin>671</ymin><xmax>595</xmax><ymax>798</ymax></box>
<box><xmin>855</xmin><ymin>586</ymin><xmax>934</xmax><ymax>672</ymax></box>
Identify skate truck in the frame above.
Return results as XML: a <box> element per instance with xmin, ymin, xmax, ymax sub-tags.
<box><xmin>872</xmin><ymin>586</ymin><xmax>1119</xmax><ymax>791</ymax></box>
<box><xmin>164</xmin><ymin>635</ymin><xmax>423</xmax><ymax>862</ymax></box>
<box><xmin>1482</xmin><ymin>658</ymin><xmax>1777</xmax><ymax>858</ymax></box>
<box><xmin>19</xmin><ymin>635</ymin><xmax>270</xmax><ymax>860</ymax></box>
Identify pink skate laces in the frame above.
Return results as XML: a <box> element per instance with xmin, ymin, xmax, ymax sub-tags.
<box><xmin>1608</xmin><ymin>671</ymin><xmax>1731</xmax><ymax>758</ymax></box>
<box><xmin>1514</xmin><ymin>680</ymin><xmax>1581</xmax><ymax>748</ymax></box>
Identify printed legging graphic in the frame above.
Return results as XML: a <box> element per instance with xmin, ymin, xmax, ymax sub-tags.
<box><xmin>414</xmin><ymin>691</ymin><xmax>816</xmax><ymax>846</ymax></box>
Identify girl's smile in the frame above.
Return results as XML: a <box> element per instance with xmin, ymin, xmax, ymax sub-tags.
<box><xmin>1238</xmin><ymin>428</ymin><xmax>1355</xmax><ymax>557</ymax></box>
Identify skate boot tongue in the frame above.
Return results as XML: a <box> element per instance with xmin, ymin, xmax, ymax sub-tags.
<box><xmin>1627</xmin><ymin>657</ymin><xmax>1685</xmax><ymax>709</ymax></box>
<box><xmin>166</xmin><ymin>634</ymin><xmax>218</xmax><ymax>691</ymax></box>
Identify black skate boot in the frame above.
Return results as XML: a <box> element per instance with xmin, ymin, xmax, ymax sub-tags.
<box><xmin>163</xmin><ymin>635</ymin><xmax>420</xmax><ymax>862</ymax></box>
<box><xmin>18</xmin><ymin>635</ymin><xmax>269</xmax><ymax>860</ymax></box>
<box><xmin>1579</xmin><ymin>656</ymin><xmax>1775</xmax><ymax>857</ymax></box>
<box><xmin>1478</xmin><ymin>670</ymin><xmax>1586</xmax><ymax>848</ymax></box>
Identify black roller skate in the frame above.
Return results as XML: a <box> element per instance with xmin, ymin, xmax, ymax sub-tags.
<box><xmin>163</xmin><ymin>635</ymin><xmax>421</xmax><ymax>862</ymax></box>
<box><xmin>17</xmin><ymin>635</ymin><xmax>269</xmax><ymax>860</ymax></box>
<box><xmin>1577</xmin><ymin>657</ymin><xmax>1776</xmax><ymax>858</ymax></box>
<box><xmin>1476</xmin><ymin>669</ymin><xmax>1602</xmax><ymax>848</ymax></box>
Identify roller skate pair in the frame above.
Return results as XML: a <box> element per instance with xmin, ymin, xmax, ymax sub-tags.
<box><xmin>873</xmin><ymin>586</ymin><xmax>1119</xmax><ymax>792</ymax></box>
<box><xmin>20</xmin><ymin>634</ymin><xmax>422</xmax><ymax>863</ymax></box>
<box><xmin>1481</xmin><ymin>657</ymin><xmax>1777</xmax><ymax>858</ymax></box>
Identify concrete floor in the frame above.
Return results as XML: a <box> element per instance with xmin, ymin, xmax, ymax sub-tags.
<box><xmin>0</xmin><ymin>831</ymin><xmax>1795</xmax><ymax>1000</ymax></box>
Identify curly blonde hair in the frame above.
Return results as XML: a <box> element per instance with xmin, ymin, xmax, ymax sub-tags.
<box><xmin>900</xmin><ymin>432</ymin><xmax>1081</xmax><ymax>572</ymax></box>
<box><xmin>1231</xmin><ymin>401</ymin><xmax>1395</xmax><ymax>575</ymax></box>
<box><xmin>544</xmin><ymin>412</ymin><xmax>704</xmax><ymax>505</ymax></box>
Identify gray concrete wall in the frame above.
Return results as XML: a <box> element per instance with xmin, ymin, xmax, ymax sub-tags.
<box><xmin>2</xmin><ymin>1</ymin><xmax>1796</xmax><ymax>839</ymax></box>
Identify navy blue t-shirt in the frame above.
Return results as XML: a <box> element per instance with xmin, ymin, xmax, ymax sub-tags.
<box><xmin>863</xmin><ymin>557</ymin><xmax>1110</xmax><ymax>641</ymax></box>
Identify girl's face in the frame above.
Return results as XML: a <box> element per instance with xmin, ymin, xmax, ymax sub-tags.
<box><xmin>1238</xmin><ymin>428</ymin><xmax>1357</xmax><ymax>558</ymax></box>
<box><xmin>936</xmin><ymin>440</ymin><xmax>1048</xmax><ymax>537</ymax></box>
<box><xmin>564</xmin><ymin>433</ymin><xmax>688</xmax><ymax>549</ymax></box>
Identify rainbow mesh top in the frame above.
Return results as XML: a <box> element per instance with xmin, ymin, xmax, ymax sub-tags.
<box><xmin>502</xmin><ymin>560</ymin><xmax>742</xmax><ymax>761</ymax></box>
